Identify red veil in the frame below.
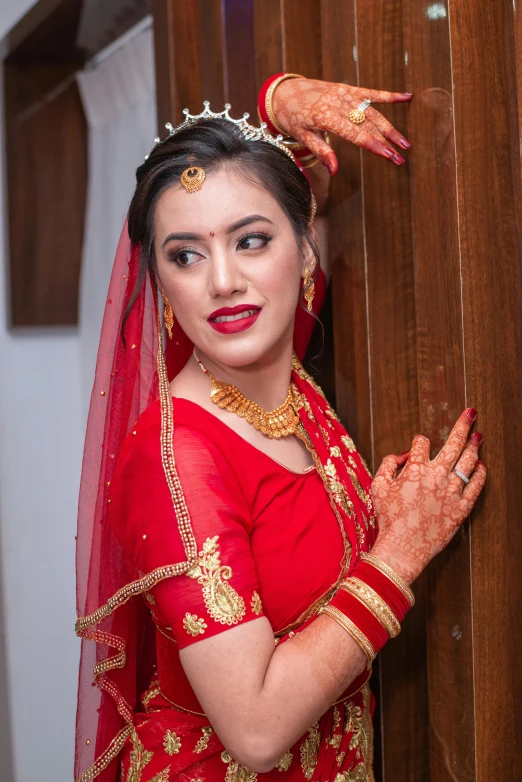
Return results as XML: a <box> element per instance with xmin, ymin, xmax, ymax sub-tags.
<box><xmin>74</xmin><ymin>217</ymin><xmax>330</xmax><ymax>781</ymax></box>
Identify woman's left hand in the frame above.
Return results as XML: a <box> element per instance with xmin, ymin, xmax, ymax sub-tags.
<box><xmin>271</xmin><ymin>77</ymin><xmax>413</xmax><ymax>173</ymax></box>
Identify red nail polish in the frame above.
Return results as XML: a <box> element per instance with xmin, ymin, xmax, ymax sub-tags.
<box><xmin>384</xmin><ymin>148</ymin><xmax>394</xmax><ymax>158</ymax></box>
<box><xmin>466</xmin><ymin>408</ymin><xmax>477</xmax><ymax>420</ymax></box>
<box><xmin>403</xmin><ymin>92</ymin><xmax>413</xmax><ymax>97</ymax></box>
<box><xmin>326</xmin><ymin>161</ymin><xmax>334</xmax><ymax>175</ymax></box>
<box><xmin>471</xmin><ymin>432</ymin><xmax>483</xmax><ymax>444</ymax></box>
<box><xmin>399</xmin><ymin>139</ymin><xmax>411</xmax><ymax>149</ymax></box>
<box><xmin>393</xmin><ymin>153</ymin><xmax>406</xmax><ymax>165</ymax></box>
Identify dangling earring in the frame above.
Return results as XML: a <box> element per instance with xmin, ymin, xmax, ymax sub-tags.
<box><xmin>162</xmin><ymin>295</ymin><xmax>174</xmax><ymax>339</ymax></box>
<box><xmin>303</xmin><ymin>267</ymin><xmax>315</xmax><ymax>313</ymax></box>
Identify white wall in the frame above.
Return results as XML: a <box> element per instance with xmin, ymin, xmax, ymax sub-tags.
<box><xmin>0</xmin><ymin>2</ymin><xmax>83</xmax><ymax>780</ymax></box>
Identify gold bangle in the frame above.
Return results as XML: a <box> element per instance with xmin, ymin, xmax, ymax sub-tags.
<box><xmin>340</xmin><ymin>579</ymin><xmax>401</xmax><ymax>638</ymax></box>
<box><xmin>360</xmin><ymin>553</ymin><xmax>415</xmax><ymax>607</ymax></box>
<box><xmin>299</xmin><ymin>155</ymin><xmax>321</xmax><ymax>170</ymax></box>
<box><xmin>321</xmin><ymin>605</ymin><xmax>376</xmax><ymax>661</ymax></box>
<box><xmin>266</xmin><ymin>73</ymin><xmax>305</xmax><ymax>137</ymax></box>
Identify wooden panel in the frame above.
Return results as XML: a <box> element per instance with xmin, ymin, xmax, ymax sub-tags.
<box><xmin>5</xmin><ymin>65</ymin><xmax>87</xmax><ymax>326</ymax></box>
<box><xmin>222</xmin><ymin>0</ymin><xmax>257</xmax><ymax>117</ymax></box>
<box><xmin>353</xmin><ymin>2</ymin><xmax>429</xmax><ymax>780</ymax></box>
<box><xmin>403</xmin><ymin>2</ymin><xmax>476</xmax><ymax>779</ymax></box>
<box><xmin>152</xmin><ymin>0</ymin><xmax>224</xmax><ymax>128</ymax></box>
<box><xmin>253</xmin><ymin>0</ymin><xmax>283</xmax><ymax>91</ymax></box>
<box><xmin>449</xmin><ymin>1</ymin><xmax>522</xmax><ymax>778</ymax></box>
<box><xmin>282</xmin><ymin>0</ymin><xmax>322</xmax><ymax>78</ymax></box>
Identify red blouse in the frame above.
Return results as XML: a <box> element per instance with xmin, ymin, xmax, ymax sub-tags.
<box><xmin>111</xmin><ymin>397</ymin><xmax>347</xmax><ymax>648</ymax></box>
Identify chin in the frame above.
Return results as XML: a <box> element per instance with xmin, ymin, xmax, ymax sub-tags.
<box><xmin>197</xmin><ymin>324</ymin><xmax>294</xmax><ymax>370</ymax></box>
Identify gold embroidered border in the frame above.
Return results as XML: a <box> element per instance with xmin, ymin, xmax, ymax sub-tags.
<box><xmin>77</xmin><ymin>725</ymin><xmax>133</xmax><ymax>782</ymax></box>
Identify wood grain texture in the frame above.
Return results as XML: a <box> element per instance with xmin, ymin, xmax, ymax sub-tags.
<box><xmin>253</xmin><ymin>0</ymin><xmax>283</xmax><ymax>91</ymax></box>
<box><xmin>353</xmin><ymin>2</ymin><xmax>429</xmax><ymax>779</ymax></box>
<box><xmin>222</xmin><ymin>0</ymin><xmax>257</xmax><ymax>117</ymax></box>
<box><xmin>449</xmin><ymin>1</ymin><xmax>522</xmax><ymax>778</ymax></box>
<box><xmin>403</xmin><ymin>1</ymin><xmax>476</xmax><ymax>779</ymax></box>
<box><xmin>282</xmin><ymin>0</ymin><xmax>322</xmax><ymax>77</ymax></box>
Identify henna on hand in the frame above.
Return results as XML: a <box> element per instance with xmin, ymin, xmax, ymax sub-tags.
<box><xmin>271</xmin><ymin>77</ymin><xmax>413</xmax><ymax>172</ymax></box>
<box><xmin>370</xmin><ymin>409</ymin><xmax>487</xmax><ymax>584</ymax></box>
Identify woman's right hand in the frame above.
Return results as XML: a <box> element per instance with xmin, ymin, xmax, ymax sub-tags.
<box><xmin>370</xmin><ymin>408</ymin><xmax>487</xmax><ymax>584</ymax></box>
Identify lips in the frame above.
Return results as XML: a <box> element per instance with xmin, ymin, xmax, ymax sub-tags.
<box><xmin>207</xmin><ymin>304</ymin><xmax>262</xmax><ymax>334</ymax></box>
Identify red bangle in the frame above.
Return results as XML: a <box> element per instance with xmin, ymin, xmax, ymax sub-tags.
<box><xmin>258</xmin><ymin>73</ymin><xmax>287</xmax><ymax>135</ymax></box>
<box><xmin>351</xmin><ymin>561</ymin><xmax>411</xmax><ymax>623</ymax></box>
<box><xmin>330</xmin><ymin>589</ymin><xmax>389</xmax><ymax>654</ymax></box>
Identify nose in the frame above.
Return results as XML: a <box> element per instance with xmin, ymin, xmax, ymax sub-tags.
<box><xmin>207</xmin><ymin>246</ymin><xmax>247</xmax><ymax>299</ymax></box>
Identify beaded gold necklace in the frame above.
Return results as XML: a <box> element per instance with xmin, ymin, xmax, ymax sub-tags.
<box><xmin>194</xmin><ymin>350</ymin><xmax>300</xmax><ymax>439</ymax></box>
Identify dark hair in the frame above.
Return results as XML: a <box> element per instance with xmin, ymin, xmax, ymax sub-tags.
<box><xmin>124</xmin><ymin>119</ymin><xmax>319</xmax><ymax>332</ymax></box>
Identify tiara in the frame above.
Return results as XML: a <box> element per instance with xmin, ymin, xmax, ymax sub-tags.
<box><xmin>144</xmin><ymin>101</ymin><xmax>297</xmax><ymax>164</ymax></box>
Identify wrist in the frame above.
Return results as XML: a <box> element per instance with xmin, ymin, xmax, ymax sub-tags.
<box><xmin>369</xmin><ymin>542</ymin><xmax>421</xmax><ymax>586</ymax></box>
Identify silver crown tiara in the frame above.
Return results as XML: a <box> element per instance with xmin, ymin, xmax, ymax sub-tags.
<box><xmin>144</xmin><ymin>101</ymin><xmax>297</xmax><ymax>164</ymax></box>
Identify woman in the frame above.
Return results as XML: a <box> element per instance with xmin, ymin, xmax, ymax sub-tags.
<box><xmin>74</xmin><ymin>75</ymin><xmax>486</xmax><ymax>782</ymax></box>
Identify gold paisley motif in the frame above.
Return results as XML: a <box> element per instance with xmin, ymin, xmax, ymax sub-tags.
<box><xmin>335</xmin><ymin>767</ymin><xmax>367</xmax><ymax>782</ymax></box>
<box><xmin>163</xmin><ymin>729</ymin><xmax>181</xmax><ymax>755</ymax></box>
<box><xmin>194</xmin><ymin>725</ymin><xmax>214</xmax><ymax>753</ymax></box>
<box><xmin>328</xmin><ymin>734</ymin><xmax>342</xmax><ymax>750</ymax></box>
<box><xmin>144</xmin><ymin>592</ymin><xmax>156</xmax><ymax>605</ymax></box>
<box><xmin>126</xmin><ymin>732</ymin><xmax>153</xmax><ymax>782</ymax></box>
<box><xmin>276</xmin><ymin>750</ymin><xmax>293</xmax><ymax>771</ymax></box>
<box><xmin>300</xmin><ymin>722</ymin><xmax>320</xmax><ymax>781</ymax></box>
<box><xmin>183</xmin><ymin>613</ymin><xmax>208</xmax><ymax>636</ymax></box>
<box><xmin>324</xmin><ymin>459</ymin><xmax>354</xmax><ymax>517</ymax></box>
<box><xmin>142</xmin><ymin>680</ymin><xmax>161</xmax><ymax>711</ymax></box>
<box><xmin>149</xmin><ymin>768</ymin><xmax>171</xmax><ymax>782</ymax></box>
<box><xmin>187</xmin><ymin>537</ymin><xmax>246</xmax><ymax>625</ymax></box>
<box><xmin>221</xmin><ymin>750</ymin><xmax>257</xmax><ymax>782</ymax></box>
<box><xmin>250</xmin><ymin>591</ymin><xmax>263</xmax><ymax>615</ymax></box>
<box><xmin>330</xmin><ymin>446</ymin><xmax>342</xmax><ymax>458</ymax></box>
<box><xmin>341</xmin><ymin>435</ymin><xmax>356</xmax><ymax>453</ymax></box>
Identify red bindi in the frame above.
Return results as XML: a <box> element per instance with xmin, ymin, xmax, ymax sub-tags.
<box><xmin>209</xmin><ymin>231</ymin><xmax>215</xmax><ymax>237</ymax></box>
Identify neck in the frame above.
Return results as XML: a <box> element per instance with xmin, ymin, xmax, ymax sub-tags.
<box><xmin>194</xmin><ymin>342</ymin><xmax>294</xmax><ymax>411</ymax></box>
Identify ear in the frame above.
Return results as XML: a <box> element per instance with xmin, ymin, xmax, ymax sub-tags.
<box><xmin>299</xmin><ymin>229</ymin><xmax>317</xmax><ymax>277</ymax></box>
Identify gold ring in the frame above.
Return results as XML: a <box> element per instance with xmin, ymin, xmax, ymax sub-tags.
<box><xmin>349</xmin><ymin>99</ymin><xmax>372</xmax><ymax>125</ymax></box>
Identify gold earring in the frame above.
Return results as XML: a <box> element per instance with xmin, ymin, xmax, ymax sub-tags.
<box><xmin>162</xmin><ymin>297</ymin><xmax>174</xmax><ymax>339</ymax></box>
<box><xmin>303</xmin><ymin>267</ymin><xmax>315</xmax><ymax>312</ymax></box>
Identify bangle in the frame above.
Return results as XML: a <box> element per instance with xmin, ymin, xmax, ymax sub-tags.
<box><xmin>330</xmin><ymin>589</ymin><xmax>388</xmax><ymax>652</ymax></box>
<box><xmin>321</xmin><ymin>605</ymin><xmax>376</xmax><ymax>660</ymax></box>
<box><xmin>258</xmin><ymin>72</ymin><xmax>305</xmax><ymax>137</ymax></box>
<box><xmin>340</xmin><ymin>578</ymin><xmax>401</xmax><ymax>638</ymax></box>
<box><xmin>360</xmin><ymin>553</ymin><xmax>415</xmax><ymax>607</ymax></box>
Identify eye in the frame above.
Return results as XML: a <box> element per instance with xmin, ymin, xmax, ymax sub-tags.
<box><xmin>169</xmin><ymin>247</ymin><xmax>203</xmax><ymax>267</ymax></box>
<box><xmin>237</xmin><ymin>232</ymin><xmax>271</xmax><ymax>251</ymax></box>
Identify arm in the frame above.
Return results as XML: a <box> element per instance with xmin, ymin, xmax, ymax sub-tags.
<box><xmin>181</xmin><ymin>606</ymin><xmax>367</xmax><ymax>772</ymax></box>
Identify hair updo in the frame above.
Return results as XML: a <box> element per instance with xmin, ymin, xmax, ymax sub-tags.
<box><xmin>124</xmin><ymin>120</ymin><xmax>319</xmax><ymax>323</ymax></box>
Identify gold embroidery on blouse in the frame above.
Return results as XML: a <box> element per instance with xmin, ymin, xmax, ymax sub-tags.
<box><xmin>276</xmin><ymin>750</ymin><xmax>293</xmax><ymax>771</ymax></box>
<box><xmin>221</xmin><ymin>751</ymin><xmax>257</xmax><ymax>782</ymax></box>
<box><xmin>163</xmin><ymin>730</ymin><xmax>181</xmax><ymax>755</ymax></box>
<box><xmin>250</xmin><ymin>591</ymin><xmax>263</xmax><ymax>615</ymax></box>
<box><xmin>194</xmin><ymin>726</ymin><xmax>214</xmax><ymax>753</ymax></box>
<box><xmin>183</xmin><ymin>613</ymin><xmax>208</xmax><ymax>636</ymax></box>
<box><xmin>149</xmin><ymin>769</ymin><xmax>171</xmax><ymax>782</ymax></box>
<box><xmin>187</xmin><ymin>537</ymin><xmax>246</xmax><ymax>625</ymax></box>
<box><xmin>126</xmin><ymin>731</ymin><xmax>153</xmax><ymax>782</ymax></box>
<box><xmin>300</xmin><ymin>722</ymin><xmax>320</xmax><ymax>781</ymax></box>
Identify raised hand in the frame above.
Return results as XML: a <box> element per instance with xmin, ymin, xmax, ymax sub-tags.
<box><xmin>370</xmin><ymin>408</ymin><xmax>487</xmax><ymax>584</ymax></box>
<box><xmin>271</xmin><ymin>77</ymin><xmax>413</xmax><ymax>173</ymax></box>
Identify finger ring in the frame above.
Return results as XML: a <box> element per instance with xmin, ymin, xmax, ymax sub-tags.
<box><xmin>349</xmin><ymin>99</ymin><xmax>372</xmax><ymax>125</ymax></box>
<box><xmin>454</xmin><ymin>468</ymin><xmax>470</xmax><ymax>484</ymax></box>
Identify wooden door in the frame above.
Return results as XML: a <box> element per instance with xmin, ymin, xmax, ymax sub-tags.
<box><xmin>152</xmin><ymin>2</ymin><xmax>522</xmax><ymax>779</ymax></box>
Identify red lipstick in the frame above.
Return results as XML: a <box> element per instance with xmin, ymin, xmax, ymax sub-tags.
<box><xmin>208</xmin><ymin>304</ymin><xmax>261</xmax><ymax>334</ymax></box>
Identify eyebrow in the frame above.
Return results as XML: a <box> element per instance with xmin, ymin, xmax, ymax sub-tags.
<box><xmin>161</xmin><ymin>214</ymin><xmax>273</xmax><ymax>248</ymax></box>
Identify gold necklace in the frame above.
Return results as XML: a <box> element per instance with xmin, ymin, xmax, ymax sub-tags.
<box><xmin>194</xmin><ymin>350</ymin><xmax>301</xmax><ymax>439</ymax></box>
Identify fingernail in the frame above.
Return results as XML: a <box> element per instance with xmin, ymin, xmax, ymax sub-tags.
<box><xmin>326</xmin><ymin>161</ymin><xmax>335</xmax><ymax>175</ymax></box>
<box><xmin>393</xmin><ymin>153</ymin><xmax>406</xmax><ymax>165</ymax></box>
<box><xmin>466</xmin><ymin>407</ymin><xmax>477</xmax><ymax>420</ymax></box>
<box><xmin>471</xmin><ymin>431</ymin><xmax>483</xmax><ymax>444</ymax></box>
<box><xmin>402</xmin><ymin>92</ymin><xmax>413</xmax><ymax>97</ymax></box>
<box><xmin>399</xmin><ymin>138</ymin><xmax>411</xmax><ymax>149</ymax></box>
<box><xmin>383</xmin><ymin>147</ymin><xmax>395</xmax><ymax>158</ymax></box>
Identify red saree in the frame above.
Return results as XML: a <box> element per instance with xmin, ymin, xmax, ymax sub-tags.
<box><xmin>75</xmin><ymin>224</ymin><xmax>378</xmax><ymax>782</ymax></box>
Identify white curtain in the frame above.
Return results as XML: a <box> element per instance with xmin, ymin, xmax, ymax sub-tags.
<box><xmin>77</xmin><ymin>24</ymin><xmax>157</xmax><ymax>419</ymax></box>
